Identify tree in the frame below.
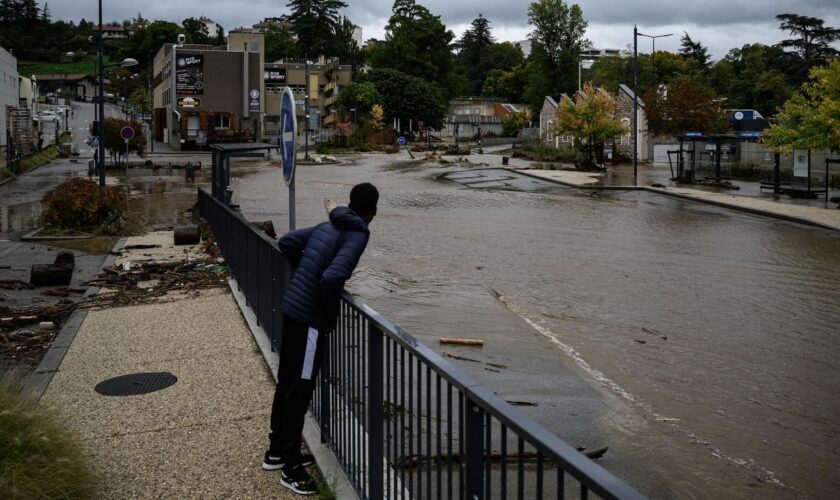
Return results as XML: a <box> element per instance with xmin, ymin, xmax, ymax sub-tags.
<box><xmin>776</xmin><ymin>13</ymin><xmax>840</xmax><ymax>68</ymax></box>
<box><xmin>708</xmin><ymin>44</ymin><xmax>796</xmax><ymax>117</ymax></box>
<box><xmin>287</xmin><ymin>0</ymin><xmax>348</xmax><ymax>57</ymax></box>
<box><xmin>128</xmin><ymin>87</ymin><xmax>151</xmax><ymax>114</ymax></box>
<box><xmin>527</xmin><ymin>0</ymin><xmax>589</xmax><ymax>95</ymax></box>
<box><xmin>501</xmin><ymin>112</ymin><xmax>529</xmax><ymax>137</ymax></box>
<box><xmin>555</xmin><ymin>82</ymin><xmax>626</xmax><ymax>168</ymax></box>
<box><xmin>643</xmin><ymin>77</ymin><xmax>728</xmax><ymax>137</ymax></box>
<box><xmin>486</xmin><ymin>42</ymin><xmax>524</xmax><ymax>72</ymax></box>
<box><xmin>334</xmin><ymin>16</ymin><xmax>363</xmax><ymax>72</ymax></box>
<box><xmin>264</xmin><ymin>25</ymin><xmax>301</xmax><ymax>61</ymax></box>
<box><xmin>335</xmin><ymin>80</ymin><xmax>382</xmax><ymax>117</ymax></box>
<box><xmin>182</xmin><ymin>17</ymin><xmax>211</xmax><ymax>45</ymax></box>
<box><xmin>367</xmin><ymin>68</ymin><xmax>448</xmax><ymax>129</ymax></box>
<box><xmin>763</xmin><ymin>59</ymin><xmax>840</xmax><ymax>152</ymax></box>
<box><xmin>120</xmin><ymin>21</ymin><xmax>181</xmax><ymax>70</ymax></box>
<box><xmin>679</xmin><ymin>32</ymin><xmax>710</xmax><ymax>72</ymax></box>
<box><xmin>369</xmin><ymin>0</ymin><xmax>454</xmax><ymax>89</ymax></box>
<box><xmin>455</xmin><ymin>14</ymin><xmax>495</xmax><ymax>94</ymax></box>
<box><xmin>90</xmin><ymin>117</ymin><xmax>147</xmax><ymax>163</ymax></box>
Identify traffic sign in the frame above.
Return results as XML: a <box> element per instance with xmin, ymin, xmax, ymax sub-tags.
<box><xmin>398</xmin><ymin>136</ymin><xmax>406</xmax><ymax>146</ymax></box>
<box><xmin>91</xmin><ymin>136</ymin><xmax>99</xmax><ymax>147</ymax></box>
<box><xmin>120</xmin><ymin>126</ymin><xmax>135</xmax><ymax>141</ymax></box>
<box><xmin>279</xmin><ymin>87</ymin><xmax>297</xmax><ymax>187</ymax></box>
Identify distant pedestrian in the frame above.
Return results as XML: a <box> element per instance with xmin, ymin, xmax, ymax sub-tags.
<box><xmin>184</xmin><ymin>162</ymin><xmax>194</xmax><ymax>182</ymax></box>
<box><xmin>263</xmin><ymin>183</ymin><xmax>379</xmax><ymax>495</ymax></box>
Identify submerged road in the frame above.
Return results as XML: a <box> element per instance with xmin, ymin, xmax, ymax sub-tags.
<box><xmin>231</xmin><ymin>153</ymin><xmax>840</xmax><ymax>499</ymax></box>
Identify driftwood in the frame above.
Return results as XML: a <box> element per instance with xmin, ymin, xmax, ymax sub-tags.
<box><xmin>174</xmin><ymin>225</ymin><xmax>200</xmax><ymax>245</ymax></box>
<box><xmin>439</xmin><ymin>337</ymin><xmax>484</xmax><ymax>347</ymax></box>
<box><xmin>0</xmin><ymin>280</ymin><xmax>34</xmax><ymax>290</ymax></box>
<box><xmin>123</xmin><ymin>244</ymin><xmax>162</xmax><ymax>250</ymax></box>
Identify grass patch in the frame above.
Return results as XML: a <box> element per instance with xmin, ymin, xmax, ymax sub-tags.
<box><xmin>0</xmin><ymin>372</ymin><xmax>96</xmax><ymax>499</ymax></box>
<box><xmin>20</xmin><ymin>148</ymin><xmax>58</xmax><ymax>172</ymax></box>
<box><xmin>315</xmin><ymin>474</ymin><xmax>338</xmax><ymax>500</ymax></box>
<box><xmin>18</xmin><ymin>58</ymin><xmax>112</xmax><ymax>77</ymax></box>
<box><xmin>0</xmin><ymin>166</ymin><xmax>13</xmax><ymax>182</ymax></box>
<box><xmin>513</xmin><ymin>143</ymin><xmax>579</xmax><ymax>163</ymax></box>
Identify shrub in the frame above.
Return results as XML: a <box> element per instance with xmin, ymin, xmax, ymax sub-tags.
<box><xmin>0</xmin><ymin>374</ymin><xmax>96</xmax><ymax>499</ymax></box>
<box><xmin>41</xmin><ymin>178</ymin><xmax>131</xmax><ymax>234</ymax></box>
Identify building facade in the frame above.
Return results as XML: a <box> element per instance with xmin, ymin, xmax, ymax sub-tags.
<box><xmin>615</xmin><ymin>84</ymin><xmax>648</xmax><ymax>161</ymax></box>
<box><xmin>263</xmin><ymin>57</ymin><xmax>352</xmax><ymax>139</ymax></box>
<box><xmin>1</xmin><ymin>47</ymin><xmax>20</xmax><ymax>151</ymax></box>
<box><xmin>153</xmin><ymin>34</ymin><xmax>264</xmax><ymax>150</ymax></box>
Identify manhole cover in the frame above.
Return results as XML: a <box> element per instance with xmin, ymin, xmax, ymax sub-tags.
<box><xmin>94</xmin><ymin>372</ymin><xmax>177</xmax><ymax>396</ymax></box>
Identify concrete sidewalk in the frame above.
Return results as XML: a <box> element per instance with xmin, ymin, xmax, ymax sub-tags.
<box><xmin>519</xmin><ymin>168</ymin><xmax>840</xmax><ymax>231</ymax></box>
<box><xmin>39</xmin><ymin>233</ymin><xmax>299</xmax><ymax>499</ymax></box>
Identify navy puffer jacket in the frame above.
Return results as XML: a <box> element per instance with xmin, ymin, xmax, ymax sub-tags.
<box><xmin>278</xmin><ymin>206</ymin><xmax>370</xmax><ymax>330</ymax></box>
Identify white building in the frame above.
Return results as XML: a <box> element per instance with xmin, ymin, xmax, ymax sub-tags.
<box><xmin>198</xmin><ymin>17</ymin><xmax>223</xmax><ymax>39</ymax></box>
<box><xmin>1</xmin><ymin>47</ymin><xmax>20</xmax><ymax>151</ymax></box>
<box><xmin>352</xmin><ymin>25</ymin><xmax>363</xmax><ymax>49</ymax></box>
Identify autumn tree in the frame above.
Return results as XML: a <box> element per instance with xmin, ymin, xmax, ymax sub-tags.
<box><xmin>763</xmin><ymin>59</ymin><xmax>840</xmax><ymax>152</ymax></box>
<box><xmin>555</xmin><ymin>82</ymin><xmax>626</xmax><ymax>168</ymax></box>
<box><xmin>643</xmin><ymin>78</ymin><xmax>728</xmax><ymax>137</ymax></box>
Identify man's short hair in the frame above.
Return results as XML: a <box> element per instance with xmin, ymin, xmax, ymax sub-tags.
<box><xmin>349</xmin><ymin>183</ymin><xmax>379</xmax><ymax>216</ymax></box>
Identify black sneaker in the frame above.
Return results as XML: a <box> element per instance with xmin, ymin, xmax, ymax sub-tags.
<box><xmin>263</xmin><ymin>451</ymin><xmax>315</xmax><ymax>470</ymax></box>
<box><xmin>280</xmin><ymin>463</ymin><xmax>317</xmax><ymax>495</ymax></box>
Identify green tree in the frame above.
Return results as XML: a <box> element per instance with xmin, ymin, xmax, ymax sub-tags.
<box><xmin>763</xmin><ymin>59</ymin><xmax>840</xmax><ymax>152</ymax></box>
<box><xmin>120</xmin><ymin>20</ymin><xmax>181</xmax><ymax>70</ymax></box>
<box><xmin>486</xmin><ymin>42</ymin><xmax>524</xmax><ymax>72</ymax></box>
<box><xmin>525</xmin><ymin>0</ymin><xmax>591</xmax><ymax>110</ymax></box>
<box><xmin>264</xmin><ymin>25</ymin><xmax>301</xmax><ymax>61</ymax></box>
<box><xmin>287</xmin><ymin>0</ymin><xmax>348</xmax><ymax>57</ymax></box>
<box><xmin>679</xmin><ymin>32</ymin><xmax>710</xmax><ymax>72</ymax></box>
<box><xmin>555</xmin><ymin>82</ymin><xmax>626</xmax><ymax>168</ymax></box>
<box><xmin>501</xmin><ymin>112</ymin><xmax>529</xmax><ymax>137</ymax></box>
<box><xmin>90</xmin><ymin>117</ymin><xmax>147</xmax><ymax>163</ymax></box>
<box><xmin>708</xmin><ymin>44</ymin><xmax>795</xmax><ymax>117</ymax></box>
<box><xmin>455</xmin><ymin>14</ymin><xmax>495</xmax><ymax>94</ymax></box>
<box><xmin>776</xmin><ymin>14</ymin><xmax>840</xmax><ymax>68</ymax></box>
<box><xmin>367</xmin><ymin>68</ymin><xmax>448</xmax><ymax>129</ymax></box>
<box><xmin>370</xmin><ymin>0</ymin><xmax>454</xmax><ymax>89</ymax></box>
<box><xmin>335</xmin><ymin>79</ymin><xmax>382</xmax><ymax>117</ymax></box>
<box><xmin>334</xmin><ymin>16</ymin><xmax>364</xmax><ymax>72</ymax></box>
<box><xmin>182</xmin><ymin>17</ymin><xmax>211</xmax><ymax>45</ymax></box>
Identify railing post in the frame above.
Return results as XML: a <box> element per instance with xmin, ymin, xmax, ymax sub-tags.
<box><xmin>367</xmin><ymin>321</ymin><xmax>384</xmax><ymax>500</ymax></box>
<box><xmin>319</xmin><ymin>331</ymin><xmax>331</xmax><ymax>444</ymax></box>
<box><xmin>465</xmin><ymin>398</ymin><xmax>484</xmax><ymax>500</ymax></box>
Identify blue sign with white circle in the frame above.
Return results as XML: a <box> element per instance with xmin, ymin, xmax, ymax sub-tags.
<box><xmin>398</xmin><ymin>136</ymin><xmax>406</xmax><ymax>146</ymax></box>
<box><xmin>279</xmin><ymin>87</ymin><xmax>297</xmax><ymax>186</ymax></box>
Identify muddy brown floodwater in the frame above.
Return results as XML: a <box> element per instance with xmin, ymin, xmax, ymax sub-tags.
<box><xmin>230</xmin><ymin>154</ymin><xmax>840</xmax><ymax>499</ymax></box>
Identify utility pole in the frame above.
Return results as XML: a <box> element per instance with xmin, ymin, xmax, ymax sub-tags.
<box><xmin>98</xmin><ymin>0</ymin><xmax>105</xmax><ymax>187</ymax></box>
<box><xmin>304</xmin><ymin>54</ymin><xmax>309</xmax><ymax>160</ymax></box>
<box><xmin>633</xmin><ymin>25</ymin><xmax>638</xmax><ymax>181</ymax></box>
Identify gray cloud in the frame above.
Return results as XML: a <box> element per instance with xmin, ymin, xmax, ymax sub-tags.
<box><xmin>47</xmin><ymin>0</ymin><xmax>840</xmax><ymax>59</ymax></box>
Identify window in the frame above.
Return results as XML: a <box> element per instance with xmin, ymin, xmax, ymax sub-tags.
<box><xmin>619</xmin><ymin>118</ymin><xmax>631</xmax><ymax>146</ymax></box>
<box><xmin>213</xmin><ymin>114</ymin><xmax>230</xmax><ymax>129</ymax></box>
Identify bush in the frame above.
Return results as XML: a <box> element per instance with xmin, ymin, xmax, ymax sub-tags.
<box><xmin>41</xmin><ymin>178</ymin><xmax>136</xmax><ymax>234</ymax></box>
<box><xmin>0</xmin><ymin>374</ymin><xmax>96</xmax><ymax>499</ymax></box>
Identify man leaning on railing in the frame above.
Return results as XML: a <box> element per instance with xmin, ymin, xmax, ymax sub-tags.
<box><xmin>262</xmin><ymin>183</ymin><xmax>379</xmax><ymax>496</ymax></box>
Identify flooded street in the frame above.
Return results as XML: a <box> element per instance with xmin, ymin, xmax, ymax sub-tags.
<box><xmin>232</xmin><ymin>154</ymin><xmax>840</xmax><ymax>499</ymax></box>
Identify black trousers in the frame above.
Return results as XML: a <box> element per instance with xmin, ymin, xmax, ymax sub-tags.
<box><xmin>268</xmin><ymin>314</ymin><xmax>328</xmax><ymax>461</ymax></box>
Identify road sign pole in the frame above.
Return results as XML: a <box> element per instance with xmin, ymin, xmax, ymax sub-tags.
<box><xmin>289</xmin><ymin>179</ymin><xmax>296</xmax><ymax>231</ymax></box>
<box><xmin>280</xmin><ymin>87</ymin><xmax>298</xmax><ymax>231</ymax></box>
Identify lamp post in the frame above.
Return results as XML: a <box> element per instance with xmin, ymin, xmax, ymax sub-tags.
<box><xmin>633</xmin><ymin>27</ymin><xmax>672</xmax><ymax>181</ymax></box>
<box><xmin>578</xmin><ymin>59</ymin><xmax>594</xmax><ymax>91</ymax></box>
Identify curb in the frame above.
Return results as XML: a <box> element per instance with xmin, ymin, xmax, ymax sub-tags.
<box><xmin>227</xmin><ymin>277</ymin><xmax>358</xmax><ymax>500</ymax></box>
<box><xmin>510</xmin><ymin>168</ymin><xmax>840</xmax><ymax>233</ymax></box>
<box><xmin>26</xmin><ymin>237</ymin><xmax>127</xmax><ymax>399</ymax></box>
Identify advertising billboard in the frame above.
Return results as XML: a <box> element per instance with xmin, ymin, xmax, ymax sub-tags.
<box><xmin>176</xmin><ymin>55</ymin><xmax>204</xmax><ymax>95</ymax></box>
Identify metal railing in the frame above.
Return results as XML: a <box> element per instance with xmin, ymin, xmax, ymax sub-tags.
<box><xmin>198</xmin><ymin>188</ymin><xmax>645</xmax><ymax>500</ymax></box>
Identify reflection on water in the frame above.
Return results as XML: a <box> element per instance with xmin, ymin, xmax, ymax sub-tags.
<box><xmin>233</xmin><ymin>157</ymin><xmax>840</xmax><ymax>499</ymax></box>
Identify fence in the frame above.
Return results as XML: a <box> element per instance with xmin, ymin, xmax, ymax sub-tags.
<box><xmin>198</xmin><ymin>188</ymin><xmax>645</xmax><ymax>500</ymax></box>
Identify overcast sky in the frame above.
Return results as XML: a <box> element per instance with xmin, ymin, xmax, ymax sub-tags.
<box><xmin>47</xmin><ymin>0</ymin><xmax>840</xmax><ymax>60</ymax></box>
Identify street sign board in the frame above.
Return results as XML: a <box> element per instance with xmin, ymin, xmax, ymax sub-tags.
<box><xmin>398</xmin><ymin>136</ymin><xmax>406</xmax><ymax>146</ymax></box>
<box><xmin>91</xmin><ymin>136</ymin><xmax>99</xmax><ymax>147</ymax></box>
<box><xmin>280</xmin><ymin>86</ymin><xmax>297</xmax><ymax>186</ymax></box>
<box><xmin>120</xmin><ymin>126</ymin><xmax>135</xmax><ymax>141</ymax></box>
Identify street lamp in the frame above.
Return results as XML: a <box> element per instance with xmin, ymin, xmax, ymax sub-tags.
<box><xmin>578</xmin><ymin>59</ymin><xmax>594</xmax><ymax>91</ymax></box>
<box><xmin>633</xmin><ymin>27</ymin><xmax>672</xmax><ymax>181</ymax></box>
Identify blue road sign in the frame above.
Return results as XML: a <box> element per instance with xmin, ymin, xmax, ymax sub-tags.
<box><xmin>398</xmin><ymin>136</ymin><xmax>406</xmax><ymax>145</ymax></box>
<box><xmin>280</xmin><ymin>87</ymin><xmax>297</xmax><ymax>187</ymax></box>
<box><xmin>91</xmin><ymin>136</ymin><xmax>99</xmax><ymax>147</ymax></box>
